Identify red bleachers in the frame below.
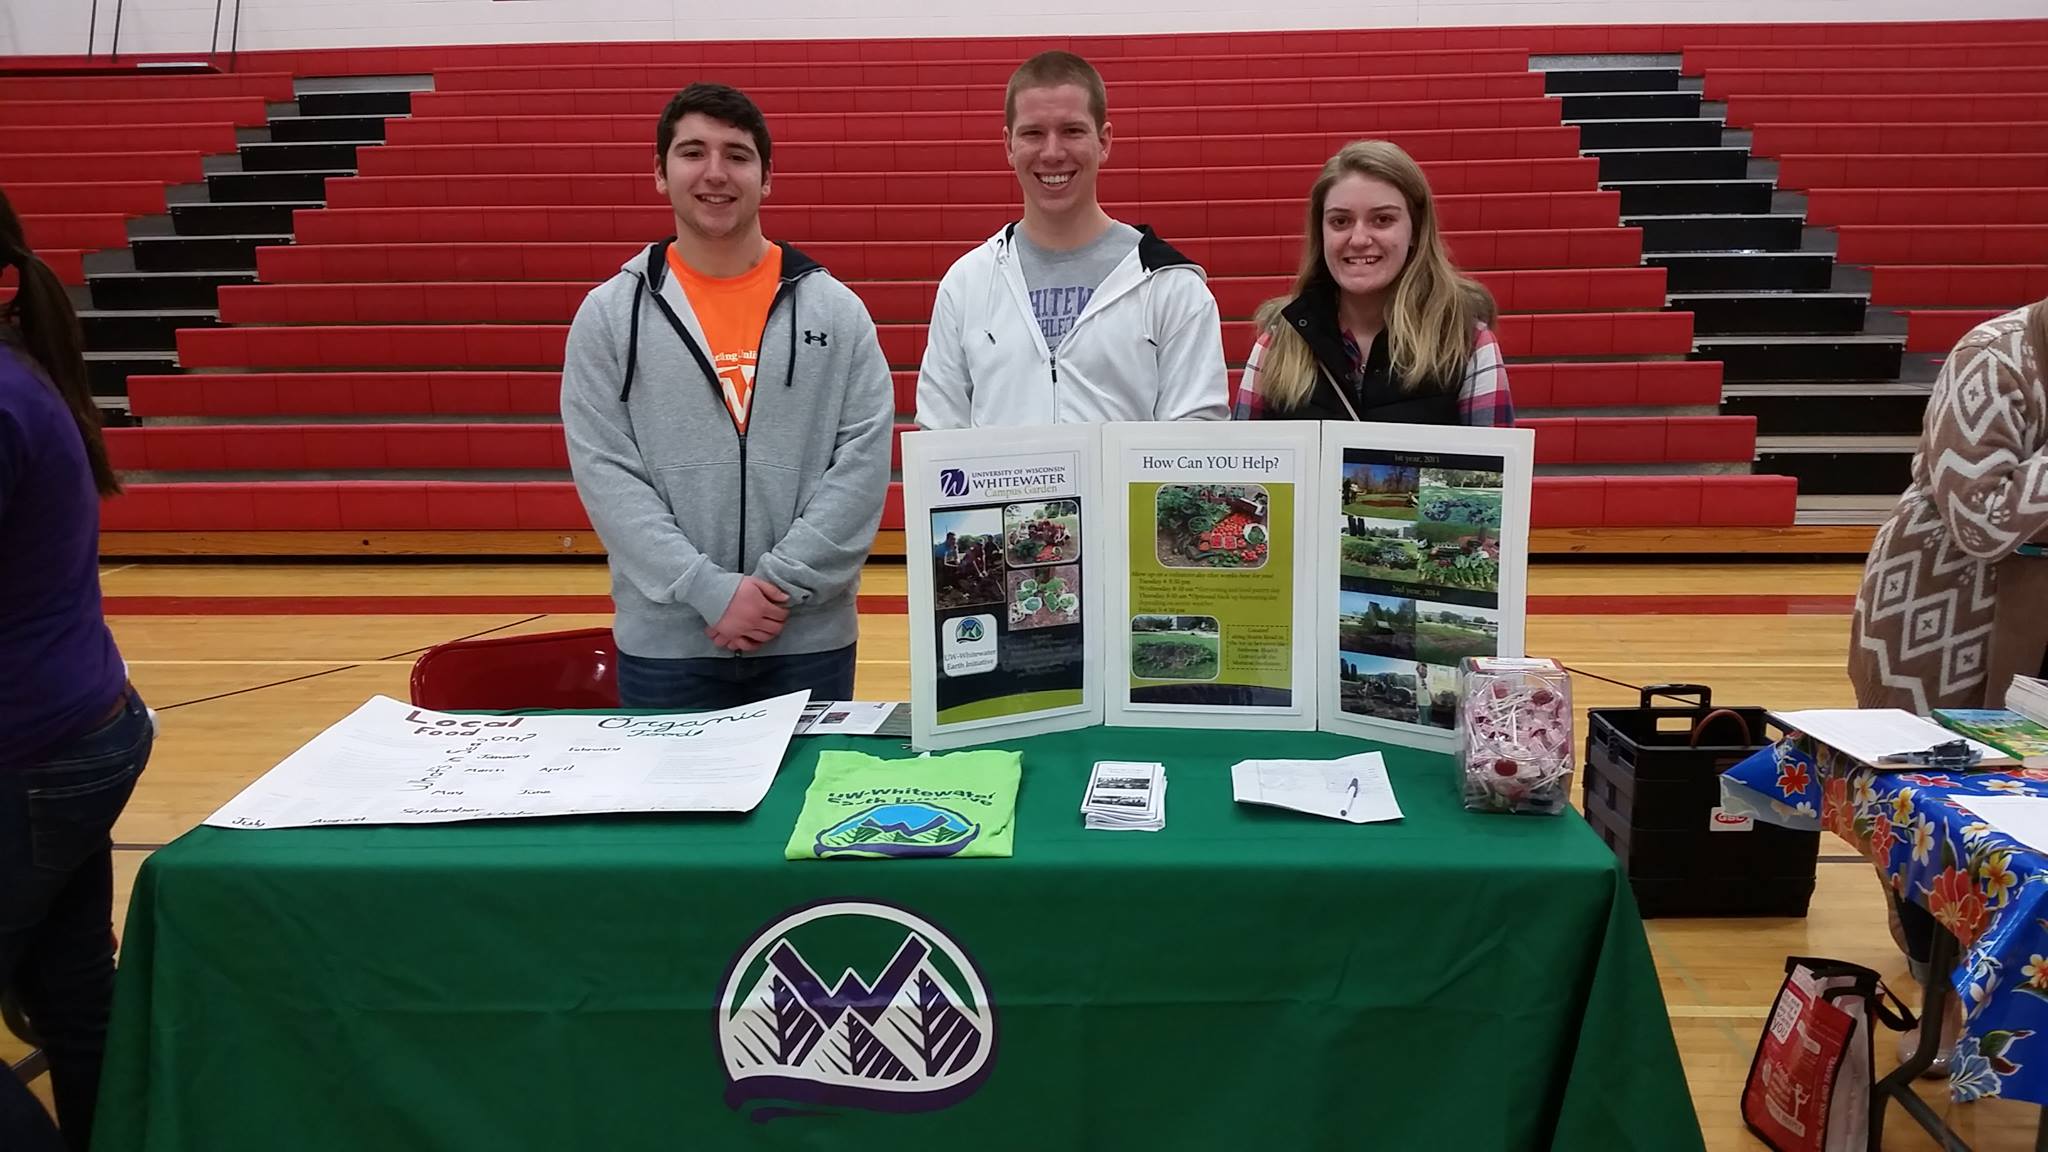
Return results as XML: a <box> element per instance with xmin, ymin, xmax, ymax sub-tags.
<box><xmin>1834</xmin><ymin>225</ymin><xmax>2048</xmax><ymax>264</ymax></box>
<box><xmin>106</xmin><ymin>413</ymin><xmax>1753</xmax><ymax>476</ymax></box>
<box><xmin>1804</xmin><ymin>188</ymin><xmax>2048</xmax><ymax>226</ymax></box>
<box><xmin>358</xmin><ymin>128</ymin><xmax>1583</xmax><ymax>178</ymax></box>
<box><xmin>2</xmin><ymin>182</ymin><xmax>168</xmax><ymax>216</ymax></box>
<box><xmin>325</xmin><ymin>159</ymin><xmax>1606</xmax><ymax>208</ymax></box>
<box><xmin>1868</xmin><ymin>266</ymin><xmax>2048</xmax><ymax>306</ymax></box>
<box><xmin>122</xmin><ymin>24</ymin><xmax>2048</xmax><ymax>540</ymax></box>
<box><xmin>1905</xmin><ymin>309</ymin><xmax>2006</xmax><ymax>352</ymax></box>
<box><xmin>287</xmin><ymin>193</ymin><xmax>1621</xmax><ymax>245</ymax></box>
<box><xmin>0</xmin><ymin>73</ymin><xmax>295</xmax><ymax>100</ymax></box>
<box><xmin>425</xmin><ymin>48</ymin><xmax>1537</xmax><ymax>91</ymax></box>
<box><xmin>1702</xmin><ymin>67</ymin><xmax>2048</xmax><ymax>100</ymax></box>
<box><xmin>99</xmin><ymin>474</ymin><xmax>1792</xmax><ymax>532</ymax></box>
<box><xmin>1776</xmin><ymin>154</ymin><xmax>2048</xmax><ymax>191</ymax></box>
<box><xmin>0</xmin><ymin>152</ymin><xmax>206</xmax><ymax>184</ymax></box>
<box><xmin>1725</xmin><ymin>93</ymin><xmax>2048</xmax><ymax>127</ymax></box>
<box><xmin>217</xmin><ymin>268</ymin><xmax>1666</xmax><ymax>326</ymax></box>
<box><xmin>174</xmin><ymin>310</ymin><xmax>1694</xmax><ymax>372</ymax></box>
<box><xmin>1685</xmin><ymin>41</ymin><xmax>2048</xmax><ymax>70</ymax></box>
<box><xmin>408</xmin><ymin>73</ymin><xmax>1551</xmax><ymax>118</ymax></box>
<box><xmin>0</xmin><ymin>95</ymin><xmax>272</xmax><ymax>126</ymax></box>
<box><xmin>1751</xmin><ymin>123</ymin><xmax>2048</xmax><ymax>158</ymax></box>
<box><xmin>0</xmin><ymin>122</ymin><xmax>239</xmax><ymax>154</ymax></box>
<box><xmin>20</xmin><ymin>214</ymin><xmax>128</xmax><ymax>250</ymax></box>
<box><xmin>385</xmin><ymin>100</ymin><xmax>1563</xmax><ymax>147</ymax></box>
<box><xmin>257</xmin><ymin>229</ymin><xmax>1646</xmax><ymax>283</ymax></box>
<box><xmin>126</xmin><ymin>359</ymin><xmax>1720</xmax><ymax>421</ymax></box>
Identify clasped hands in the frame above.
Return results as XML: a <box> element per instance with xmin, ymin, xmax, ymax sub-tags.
<box><xmin>707</xmin><ymin>575</ymin><xmax>790</xmax><ymax>652</ymax></box>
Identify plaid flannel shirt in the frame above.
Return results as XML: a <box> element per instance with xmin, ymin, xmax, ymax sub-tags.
<box><xmin>1233</xmin><ymin>322</ymin><xmax>1514</xmax><ymax>427</ymax></box>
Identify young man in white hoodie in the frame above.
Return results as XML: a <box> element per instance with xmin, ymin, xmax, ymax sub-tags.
<box><xmin>914</xmin><ymin>51</ymin><xmax>1231</xmax><ymax>429</ymax></box>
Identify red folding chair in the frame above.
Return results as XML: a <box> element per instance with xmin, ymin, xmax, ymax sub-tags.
<box><xmin>408</xmin><ymin>627</ymin><xmax>619</xmax><ymax>711</ymax></box>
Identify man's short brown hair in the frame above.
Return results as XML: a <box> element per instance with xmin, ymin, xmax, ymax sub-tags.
<box><xmin>1004</xmin><ymin>51</ymin><xmax>1107</xmax><ymax>130</ymax></box>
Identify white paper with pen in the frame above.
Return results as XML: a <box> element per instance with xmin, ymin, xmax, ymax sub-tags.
<box><xmin>1230</xmin><ymin>753</ymin><xmax>1402</xmax><ymax>824</ymax></box>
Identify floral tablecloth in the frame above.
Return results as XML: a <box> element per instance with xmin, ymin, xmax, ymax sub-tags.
<box><xmin>1724</xmin><ymin>737</ymin><xmax>2048</xmax><ymax>1105</ymax></box>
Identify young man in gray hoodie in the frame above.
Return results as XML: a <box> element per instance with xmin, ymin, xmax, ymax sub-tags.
<box><xmin>562</xmin><ymin>83</ymin><xmax>895</xmax><ymax>709</ymax></box>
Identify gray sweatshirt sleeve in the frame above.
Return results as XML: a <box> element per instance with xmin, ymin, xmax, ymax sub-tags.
<box><xmin>561</xmin><ymin>286</ymin><xmax>743</xmax><ymax>624</ymax></box>
<box><xmin>754</xmin><ymin>300</ymin><xmax>894</xmax><ymax>606</ymax></box>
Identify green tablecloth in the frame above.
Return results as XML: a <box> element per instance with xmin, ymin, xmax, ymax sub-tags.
<box><xmin>95</xmin><ymin>726</ymin><xmax>1702</xmax><ymax>1151</ymax></box>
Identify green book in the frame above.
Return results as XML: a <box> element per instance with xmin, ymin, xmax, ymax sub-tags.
<box><xmin>785</xmin><ymin>748</ymin><xmax>1022</xmax><ymax>860</ymax></box>
<box><xmin>1934</xmin><ymin>709</ymin><xmax>2048</xmax><ymax>768</ymax></box>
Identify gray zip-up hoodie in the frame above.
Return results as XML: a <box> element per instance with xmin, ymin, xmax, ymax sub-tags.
<box><xmin>562</xmin><ymin>239</ymin><xmax>894</xmax><ymax>661</ymax></box>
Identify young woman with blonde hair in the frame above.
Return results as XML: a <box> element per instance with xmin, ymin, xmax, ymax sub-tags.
<box><xmin>1234</xmin><ymin>139</ymin><xmax>1512</xmax><ymax>426</ymax></box>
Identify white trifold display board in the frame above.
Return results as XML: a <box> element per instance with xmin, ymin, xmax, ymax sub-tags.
<box><xmin>902</xmin><ymin>421</ymin><xmax>1534</xmax><ymax>752</ymax></box>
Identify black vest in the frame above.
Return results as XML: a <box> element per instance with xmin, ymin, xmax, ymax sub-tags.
<box><xmin>1272</xmin><ymin>288</ymin><xmax>1461</xmax><ymax>426</ymax></box>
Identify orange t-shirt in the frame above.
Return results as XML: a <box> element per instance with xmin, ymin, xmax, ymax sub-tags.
<box><xmin>667</xmin><ymin>242</ymin><xmax>783</xmax><ymax>434</ymax></box>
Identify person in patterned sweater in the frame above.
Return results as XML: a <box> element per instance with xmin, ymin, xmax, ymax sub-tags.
<box><xmin>1849</xmin><ymin>297</ymin><xmax>2048</xmax><ymax>1074</ymax></box>
<box><xmin>1851</xmin><ymin>300</ymin><xmax>2048</xmax><ymax>711</ymax></box>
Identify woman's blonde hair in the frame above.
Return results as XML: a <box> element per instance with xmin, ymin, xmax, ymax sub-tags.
<box><xmin>1250</xmin><ymin>140</ymin><xmax>1497</xmax><ymax>412</ymax></box>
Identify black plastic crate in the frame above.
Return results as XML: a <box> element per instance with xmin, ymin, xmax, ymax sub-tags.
<box><xmin>1587</xmin><ymin>683</ymin><xmax>1772</xmax><ymax>830</ymax></box>
<box><xmin>1583</xmin><ymin>683</ymin><xmax>1819</xmax><ymax>918</ymax></box>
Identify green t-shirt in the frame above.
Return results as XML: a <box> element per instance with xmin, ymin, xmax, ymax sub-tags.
<box><xmin>785</xmin><ymin>749</ymin><xmax>1023</xmax><ymax>860</ymax></box>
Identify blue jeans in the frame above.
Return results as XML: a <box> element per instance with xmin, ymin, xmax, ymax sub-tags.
<box><xmin>1</xmin><ymin>686</ymin><xmax>153</xmax><ymax>1152</ymax></box>
<box><xmin>617</xmin><ymin>644</ymin><xmax>857</xmax><ymax>711</ymax></box>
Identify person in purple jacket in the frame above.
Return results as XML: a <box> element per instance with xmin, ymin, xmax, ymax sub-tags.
<box><xmin>0</xmin><ymin>188</ymin><xmax>152</xmax><ymax>1152</ymax></box>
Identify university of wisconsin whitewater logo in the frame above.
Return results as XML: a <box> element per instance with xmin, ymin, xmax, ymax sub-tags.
<box><xmin>717</xmin><ymin>901</ymin><xmax>997</xmax><ymax>1120</ymax></box>
<box><xmin>938</xmin><ymin>468</ymin><xmax>969</xmax><ymax>498</ymax></box>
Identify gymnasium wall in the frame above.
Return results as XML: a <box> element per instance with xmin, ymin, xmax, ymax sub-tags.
<box><xmin>4</xmin><ymin>0</ymin><xmax>2044</xmax><ymax>57</ymax></box>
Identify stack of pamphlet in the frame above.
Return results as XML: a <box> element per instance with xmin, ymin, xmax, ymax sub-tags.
<box><xmin>1081</xmin><ymin>761</ymin><xmax>1166</xmax><ymax>831</ymax></box>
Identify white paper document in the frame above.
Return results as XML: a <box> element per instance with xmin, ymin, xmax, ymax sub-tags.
<box><xmin>205</xmin><ymin>691</ymin><xmax>809</xmax><ymax>830</ymax></box>
<box><xmin>796</xmin><ymin>700</ymin><xmax>900</xmax><ymax>736</ymax></box>
<box><xmin>1949</xmin><ymin>796</ymin><xmax>2048</xmax><ymax>858</ymax></box>
<box><xmin>1082</xmin><ymin>760</ymin><xmax>1167</xmax><ymax>831</ymax></box>
<box><xmin>1230</xmin><ymin>753</ymin><xmax>1402</xmax><ymax>824</ymax></box>
<box><xmin>1770</xmin><ymin>708</ymin><xmax>2014</xmax><ymax>767</ymax></box>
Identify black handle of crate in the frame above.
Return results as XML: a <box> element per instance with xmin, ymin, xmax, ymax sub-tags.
<box><xmin>1639</xmin><ymin>683</ymin><xmax>1711</xmax><ymax>710</ymax></box>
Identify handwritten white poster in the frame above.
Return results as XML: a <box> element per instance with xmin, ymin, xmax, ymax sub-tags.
<box><xmin>204</xmin><ymin>691</ymin><xmax>809</xmax><ymax>830</ymax></box>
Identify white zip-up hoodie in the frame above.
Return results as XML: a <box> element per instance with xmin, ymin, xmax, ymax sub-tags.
<box><xmin>914</xmin><ymin>223</ymin><xmax>1231</xmax><ymax>428</ymax></box>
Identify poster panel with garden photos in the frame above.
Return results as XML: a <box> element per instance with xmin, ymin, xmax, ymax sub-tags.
<box><xmin>1101</xmin><ymin>422</ymin><xmax>1319</xmax><ymax>730</ymax></box>
<box><xmin>902</xmin><ymin>425</ymin><xmax>1103</xmax><ymax>750</ymax></box>
<box><xmin>1316</xmin><ymin>422</ymin><xmax>1535</xmax><ymax>753</ymax></box>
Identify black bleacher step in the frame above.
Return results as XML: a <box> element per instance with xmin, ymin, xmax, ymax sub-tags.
<box><xmin>1722</xmin><ymin>382</ymin><xmax>1928</xmax><ymax>437</ymax></box>
<box><xmin>1559</xmin><ymin>91</ymin><xmax>1703</xmax><ymax>121</ymax></box>
<box><xmin>1606</xmin><ymin>179</ymin><xmax>1774</xmax><ymax>216</ymax></box>
<box><xmin>208</xmin><ymin>169</ymin><xmax>349</xmax><ymax>203</ymax></box>
<box><xmin>80</xmin><ymin>309</ymin><xmax>219</xmax><ymax>352</ymax></box>
<box><xmin>238</xmin><ymin>140</ymin><xmax>375</xmax><ymax>172</ymax></box>
<box><xmin>269</xmin><ymin>115</ymin><xmax>390</xmax><ymax>144</ymax></box>
<box><xmin>131</xmin><ymin>234</ymin><xmax>289</xmax><ymax>272</ymax></box>
<box><xmin>86</xmin><ymin>351</ymin><xmax>178</xmax><ymax>398</ymax></box>
<box><xmin>1694</xmin><ymin>334</ymin><xmax>1905</xmax><ymax>384</ymax></box>
<box><xmin>1542</xmin><ymin>68</ymin><xmax>1685</xmax><ymax>94</ymax></box>
<box><xmin>1572</xmin><ymin>118</ymin><xmax>1724</xmax><ymax>150</ymax></box>
<box><xmin>1754</xmin><ymin>436</ymin><xmax>1916</xmax><ymax>496</ymax></box>
<box><xmin>296</xmin><ymin>90</ymin><xmax>414</xmax><ymax>118</ymax></box>
<box><xmin>1670</xmin><ymin>290</ymin><xmax>1869</xmax><ymax>335</ymax></box>
<box><xmin>1628</xmin><ymin>213</ymin><xmax>1807</xmax><ymax>253</ymax></box>
<box><xmin>88</xmin><ymin>269</ymin><xmax>259</xmax><ymax>310</ymax></box>
<box><xmin>1589</xmin><ymin>147</ymin><xmax>1751</xmax><ymax>182</ymax></box>
<box><xmin>170</xmin><ymin>201</ymin><xmax>321</xmax><ymax>236</ymax></box>
<box><xmin>1649</xmin><ymin>251</ymin><xmax>1836</xmax><ymax>292</ymax></box>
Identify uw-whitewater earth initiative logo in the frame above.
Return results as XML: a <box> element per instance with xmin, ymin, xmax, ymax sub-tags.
<box><xmin>815</xmin><ymin>803</ymin><xmax>980</xmax><ymax>858</ymax></box>
<box><xmin>954</xmin><ymin>617</ymin><xmax>985</xmax><ymax>643</ymax></box>
<box><xmin>939</xmin><ymin>468</ymin><xmax>969</xmax><ymax>498</ymax></box>
<box><xmin>717</xmin><ymin>901</ymin><xmax>997</xmax><ymax>1120</ymax></box>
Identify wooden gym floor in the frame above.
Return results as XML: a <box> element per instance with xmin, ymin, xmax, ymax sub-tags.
<box><xmin>7</xmin><ymin>558</ymin><xmax>2042</xmax><ymax>1149</ymax></box>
